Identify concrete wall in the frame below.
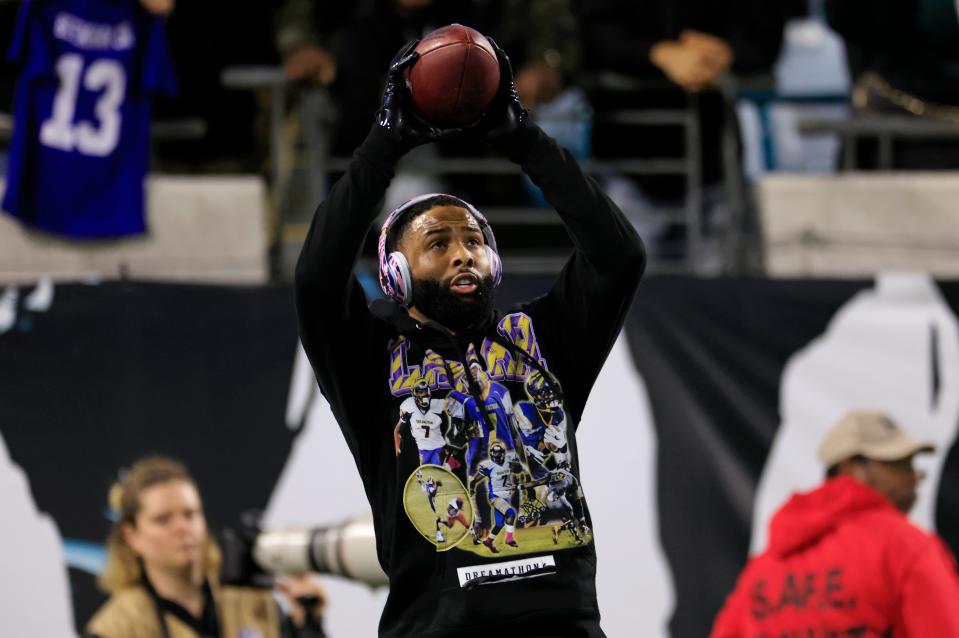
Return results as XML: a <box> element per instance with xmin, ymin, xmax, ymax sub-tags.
<box><xmin>759</xmin><ymin>173</ymin><xmax>959</xmax><ymax>277</ymax></box>
<box><xmin>0</xmin><ymin>176</ymin><xmax>269</xmax><ymax>285</ymax></box>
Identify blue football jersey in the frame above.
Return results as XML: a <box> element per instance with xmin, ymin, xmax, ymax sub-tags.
<box><xmin>516</xmin><ymin>401</ymin><xmax>547</xmax><ymax>448</ymax></box>
<box><xmin>464</xmin><ymin>382</ymin><xmax>516</xmax><ymax>449</ymax></box>
<box><xmin>3</xmin><ymin>0</ymin><xmax>177</xmax><ymax>238</ymax></box>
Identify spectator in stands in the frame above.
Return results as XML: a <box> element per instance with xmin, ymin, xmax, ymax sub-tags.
<box><xmin>575</xmin><ymin>0</ymin><xmax>797</xmax><ymax>263</ymax></box>
<box><xmin>85</xmin><ymin>456</ymin><xmax>328</xmax><ymax>638</ymax></box>
<box><xmin>152</xmin><ymin>2</ymin><xmax>279</xmax><ymax>172</ymax></box>
<box><xmin>710</xmin><ymin>410</ymin><xmax>959</xmax><ymax>637</ymax></box>
<box><xmin>826</xmin><ymin>0</ymin><xmax>959</xmax><ymax>169</ymax></box>
<box><xmin>140</xmin><ymin>0</ymin><xmax>174</xmax><ymax>15</ymax></box>
<box><xmin>495</xmin><ymin>0</ymin><xmax>581</xmax><ymax>108</ymax></box>
<box><xmin>275</xmin><ymin>0</ymin><xmax>580</xmax><ymax>156</ymax></box>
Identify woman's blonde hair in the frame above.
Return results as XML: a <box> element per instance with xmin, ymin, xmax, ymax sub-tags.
<box><xmin>98</xmin><ymin>456</ymin><xmax>222</xmax><ymax>593</ymax></box>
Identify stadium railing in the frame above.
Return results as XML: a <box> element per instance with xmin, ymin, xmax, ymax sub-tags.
<box><xmin>220</xmin><ymin>66</ymin><xmax>760</xmax><ymax>279</ymax></box>
<box><xmin>798</xmin><ymin>114</ymin><xmax>959</xmax><ymax>170</ymax></box>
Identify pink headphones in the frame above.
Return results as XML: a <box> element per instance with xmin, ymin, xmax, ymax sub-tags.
<box><xmin>377</xmin><ymin>193</ymin><xmax>503</xmax><ymax>306</ymax></box>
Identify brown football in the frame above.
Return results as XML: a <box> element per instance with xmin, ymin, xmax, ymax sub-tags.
<box><xmin>406</xmin><ymin>24</ymin><xmax>500</xmax><ymax>128</ymax></box>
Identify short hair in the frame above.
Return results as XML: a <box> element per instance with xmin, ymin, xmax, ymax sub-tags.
<box><xmin>385</xmin><ymin>194</ymin><xmax>473</xmax><ymax>254</ymax></box>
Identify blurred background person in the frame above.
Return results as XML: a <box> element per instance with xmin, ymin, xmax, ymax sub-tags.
<box><xmin>139</xmin><ymin>0</ymin><xmax>174</xmax><ymax>15</ymax></box>
<box><xmin>150</xmin><ymin>1</ymin><xmax>278</xmax><ymax>172</ymax></box>
<box><xmin>710</xmin><ymin>410</ymin><xmax>959</xmax><ymax>637</ymax></box>
<box><xmin>274</xmin><ymin>0</ymin><xmax>579</xmax><ymax>157</ymax></box>
<box><xmin>826</xmin><ymin>0</ymin><xmax>959</xmax><ymax>169</ymax></box>
<box><xmin>85</xmin><ymin>456</ymin><xmax>328</xmax><ymax>638</ymax></box>
<box><xmin>574</xmin><ymin>0</ymin><xmax>800</xmax><ymax>262</ymax></box>
<box><xmin>274</xmin><ymin>0</ymin><xmax>489</xmax><ymax>160</ymax></box>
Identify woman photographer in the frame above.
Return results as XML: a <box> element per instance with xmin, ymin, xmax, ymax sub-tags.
<box><xmin>86</xmin><ymin>456</ymin><xmax>327</xmax><ymax>638</ymax></box>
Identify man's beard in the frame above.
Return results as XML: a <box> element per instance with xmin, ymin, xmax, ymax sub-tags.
<box><xmin>411</xmin><ymin>275</ymin><xmax>495</xmax><ymax>332</ymax></box>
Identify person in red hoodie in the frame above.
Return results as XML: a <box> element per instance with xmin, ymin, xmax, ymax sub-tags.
<box><xmin>711</xmin><ymin>410</ymin><xmax>959</xmax><ymax>638</ymax></box>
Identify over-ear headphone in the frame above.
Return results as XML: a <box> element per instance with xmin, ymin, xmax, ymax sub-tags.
<box><xmin>377</xmin><ymin>193</ymin><xmax>502</xmax><ymax>306</ymax></box>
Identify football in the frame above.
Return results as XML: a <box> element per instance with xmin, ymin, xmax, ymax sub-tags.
<box><xmin>406</xmin><ymin>24</ymin><xmax>501</xmax><ymax>128</ymax></box>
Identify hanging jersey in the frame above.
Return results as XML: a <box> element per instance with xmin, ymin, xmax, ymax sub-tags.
<box><xmin>3</xmin><ymin>0</ymin><xmax>178</xmax><ymax>238</ymax></box>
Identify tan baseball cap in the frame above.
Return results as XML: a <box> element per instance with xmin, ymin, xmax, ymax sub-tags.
<box><xmin>818</xmin><ymin>410</ymin><xmax>936</xmax><ymax>468</ymax></box>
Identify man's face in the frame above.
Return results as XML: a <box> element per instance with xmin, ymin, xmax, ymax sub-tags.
<box><xmin>854</xmin><ymin>455</ymin><xmax>923</xmax><ymax>513</ymax></box>
<box><xmin>399</xmin><ymin>205</ymin><xmax>495</xmax><ymax>330</ymax></box>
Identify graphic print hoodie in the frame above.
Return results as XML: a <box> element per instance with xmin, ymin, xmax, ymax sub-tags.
<box><xmin>710</xmin><ymin>476</ymin><xmax>959</xmax><ymax>637</ymax></box>
<box><xmin>294</xmin><ymin>122</ymin><xmax>644</xmax><ymax>638</ymax></box>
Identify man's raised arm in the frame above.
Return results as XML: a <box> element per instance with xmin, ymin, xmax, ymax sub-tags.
<box><xmin>293</xmin><ymin>125</ymin><xmax>405</xmax><ymax>349</ymax></box>
<box><xmin>294</xmin><ymin>40</ymin><xmax>460</xmax><ymax>378</ymax></box>
<box><xmin>476</xmin><ymin>40</ymin><xmax>645</xmax><ymax>283</ymax></box>
<box><xmin>472</xmin><ymin>39</ymin><xmax>645</xmax><ymax>421</ymax></box>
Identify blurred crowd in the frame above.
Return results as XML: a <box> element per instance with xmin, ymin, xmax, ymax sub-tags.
<box><xmin>3</xmin><ymin>0</ymin><xmax>959</xmax><ymax>250</ymax></box>
<box><xmin>3</xmin><ymin>0</ymin><xmax>958</xmax><ymax>169</ymax></box>
<box><xmin>5</xmin><ymin>0</ymin><xmax>805</xmax><ymax>173</ymax></box>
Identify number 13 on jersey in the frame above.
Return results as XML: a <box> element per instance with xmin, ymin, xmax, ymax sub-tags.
<box><xmin>40</xmin><ymin>53</ymin><xmax>125</xmax><ymax>157</ymax></box>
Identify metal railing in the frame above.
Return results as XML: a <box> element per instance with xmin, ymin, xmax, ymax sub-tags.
<box><xmin>220</xmin><ymin>67</ymin><xmax>758</xmax><ymax>277</ymax></box>
<box><xmin>798</xmin><ymin>114</ymin><xmax>959</xmax><ymax>170</ymax></box>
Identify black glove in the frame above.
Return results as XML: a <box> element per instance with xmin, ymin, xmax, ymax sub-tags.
<box><xmin>376</xmin><ymin>39</ymin><xmax>462</xmax><ymax>150</ymax></box>
<box><xmin>468</xmin><ymin>36</ymin><xmax>529</xmax><ymax>143</ymax></box>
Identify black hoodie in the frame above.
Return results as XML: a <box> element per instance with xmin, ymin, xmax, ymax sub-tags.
<box><xmin>294</xmin><ymin>122</ymin><xmax>645</xmax><ymax>638</ymax></box>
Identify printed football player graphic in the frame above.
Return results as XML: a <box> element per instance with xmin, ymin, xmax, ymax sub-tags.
<box><xmin>456</xmin><ymin>361</ymin><xmax>526</xmax><ymax>480</ymax></box>
<box><xmin>515</xmin><ymin>372</ymin><xmax>569</xmax><ymax>480</ymax></box>
<box><xmin>434</xmin><ymin>496</ymin><xmax>470</xmax><ymax>544</ymax></box>
<box><xmin>394</xmin><ymin>380</ymin><xmax>448</xmax><ymax>465</ymax></box>
<box><xmin>523</xmin><ymin>468</ymin><xmax>590</xmax><ymax>545</ymax></box>
<box><xmin>402</xmin><ymin>464</ymin><xmax>473</xmax><ymax>549</ymax></box>
<box><xmin>469</xmin><ymin>442</ymin><xmax>523</xmax><ymax>553</ymax></box>
<box><xmin>440</xmin><ymin>397</ymin><xmax>471</xmax><ymax>482</ymax></box>
<box><xmin>415</xmin><ymin>469</ymin><xmax>443</xmax><ymax>513</ymax></box>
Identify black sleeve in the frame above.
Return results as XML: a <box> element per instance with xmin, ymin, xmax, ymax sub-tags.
<box><xmin>500</xmin><ymin>124</ymin><xmax>646</xmax><ymax>424</ymax></box>
<box><xmin>575</xmin><ymin>0</ymin><xmax>666</xmax><ymax>77</ymax></box>
<box><xmin>824</xmin><ymin>0</ymin><xmax>913</xmax><ymax>53</ymax></box>
<box><xmin>725</xmin><ymin>0</ymin><xmax>787</xmax><ymax>75</ymax></box>
<box><xmin>824</xmin><ymin>0</ymin><xmax>931</xmax><ymax>84</ymax></box>
<box><xmin>293</xmin><ymin>124</ymin><xmax>407</xmax><ymax>449</ymax></box>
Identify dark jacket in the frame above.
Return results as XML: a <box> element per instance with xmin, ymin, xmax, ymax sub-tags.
<box><xmin>85</xmin><ymin>579</ymin><xmax>325</xmax><ymax>638</ymax></box>
<box><xmin>711</xmin><ymin>476</ymin><xmax>959</xmax><ymax>637</ymax></box>
<box><xmin>274</xmin><ymin>0</ymin><xmax>580</xmax><ymax>155</ymax></box>
<box><xmin>574</xmin><ymin>0</ymin><xmax>795</xmax><ymax>192</ymax></box>
<box><xmin>576</xmin><ymin>0</ymin><xmax>792</xmax><ymax>79</ymax></box>
<box><xmin>294</xmin><ymin>122</ymin><xmax>644</xmax><ymax>637</ymax></box>
<box><xmin>826</xmin><ymin>0</ymin><xmax>959</xmax><ymax>105</ymax></box>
